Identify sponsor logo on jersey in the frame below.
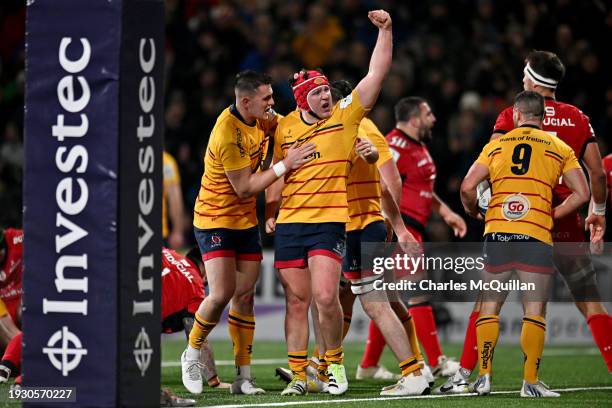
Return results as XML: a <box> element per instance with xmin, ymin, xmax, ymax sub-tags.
<box><xmin>502</xmin><ymin>194</ymin><xmax>530</xmax><ymax>221</ymax></box>
<box><xmin>339</xmin><ymin>94</ymin><xmax>353</xmax><ymax>109</ymax></box>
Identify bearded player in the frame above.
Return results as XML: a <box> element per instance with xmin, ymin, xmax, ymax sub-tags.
<box><xmin>376</xmin><ymin>97</ymin><xmax>466</xmax><ymax>379</ymax></box>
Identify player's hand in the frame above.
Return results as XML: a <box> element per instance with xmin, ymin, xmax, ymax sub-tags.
<box><xmin>368</xmin><ymin>10</ymin><xmax>392</xmax><ymax>30</ymax></box>
<box><xmin>284</xmin><ymin>142</ymin><xmax>317</xmax><ymax>170</ymax></box>
<box><xmin>443</xmin><ymin>212</ymin><xmax>467</xmax><ymax>238</ymax></box>
<box><xmin>397</xmin><ymin>230</ymin><xmax>422</xmax><ymax>258</ymax></box>
<box><xmin>585</xmin><ymin>213</ymin><xmax>605</xmax><ymax>254</ymax></box>
<box><xmin>265</xmin><ymin>217</ymin><xmax>276</xmax><ymax>234</ymax></box>
<box><xmin>356</xmin><ymin>137</ymin><xmax>378</xmax><ymax>163</ymax></box>
<box><xmin>167</xmin><ymin>230</ymin><xmax>185</xmax><ymax>250</ymax></box>
<box><xmin>259</xmin><ymin>108</ymin><xmax>278</xmax><ymax>136</ymax></box>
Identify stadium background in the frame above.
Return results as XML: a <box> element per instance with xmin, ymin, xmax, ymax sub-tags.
<box><xmin>1</xmin><ymin>0</ymin><xmax>611</xmax><ymax>339</ymax></box>
<box><xmin>1</xmin><ymin>0</ymin><xmax>610</xmax><ymax>237</ymax></box>
<box><xmin>0</xmin><ymin>1</ymin><xmax>611</xmax><ymax>405</ymax></box>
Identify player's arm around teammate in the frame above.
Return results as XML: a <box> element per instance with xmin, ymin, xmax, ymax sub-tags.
<box><xmin>182</xmin><ymin>71</ymin><xmax>315</xmax><ymax>395</ymax></box>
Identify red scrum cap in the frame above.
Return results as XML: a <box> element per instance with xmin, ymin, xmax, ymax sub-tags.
<box><xmin>291</xmin><ymin>70</ymin><xmax>329</xmax><ymax>111</ymax></box>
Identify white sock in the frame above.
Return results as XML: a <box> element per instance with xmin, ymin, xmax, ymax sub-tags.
<box><xmin>237</xmin><ymin>365</ymin><xmax>251</xmax><ymax>380</ymax></box>
<box><xmin>186</xmin><ymin>345</ymin><xmax>200</xmax><ymax>360</ymax></box>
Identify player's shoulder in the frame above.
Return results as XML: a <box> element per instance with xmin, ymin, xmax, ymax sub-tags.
<box><xmin>4</xmin><ymin>228</ymin><xmax>23</xmax><ymax>246</ymax></box>
<box><xmin>603</xmin><ymin>153</ymin><xmax>612</xmax><ymax>168</ymax></box>
<box><xmin>163</xmin><ymin>151</ymin><xmax>177</xmax><ymax>167</ymax></box>
<box><xmin>385</xmin><ymin>128</ymin><xmax>409</xmax><ymax>148</ymax></box>
<box><xmin>277</xmin><ymin>109</ymin><xmax>301</xmax><ymax>126</ymax></box>
<box><xmin>498</xmin><ymin>106</ymin><xmax>513</xmax><ymax>116</ymax></box>
<box><xmin>549</xmin><ymin>99</ymin><xmax>588</xmax><ymax>119</ymax></box>
<box><xmin>359</xmin><ymin>117</ymin><xmax>383</xmax><ymax>138</ymax></box>
<box><xmin>547</xmin><ymin>130</ymin><xmax>574</xmax><ymax>153</ymax></box>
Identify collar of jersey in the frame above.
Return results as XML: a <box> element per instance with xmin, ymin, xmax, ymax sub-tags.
<box><xmin>230</xmin><ymin>104</ymin><xmax>256</xmax><ymax>127</ymax></box>
<box><xmin>520</xmin><ymin>124</ymin><xmax>541</xmax><ymax>130</ymax></box>
<box><xmin>395</xmin><ymin>127</ymin><xmax>422</xmax><ymax>146</ymax></box>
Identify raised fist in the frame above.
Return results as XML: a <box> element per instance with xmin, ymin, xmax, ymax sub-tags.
<box><xmin>368</xmin><ymin>10</ymin><xmax>392</xmax><ymax>30</ymax></box>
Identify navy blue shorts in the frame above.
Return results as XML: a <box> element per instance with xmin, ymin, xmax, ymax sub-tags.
<box><xmin>194</xmin><ymin>226</ymin><xmax>262</xmax><ymax>261</ymax></box>
<box><xmin>274</xmin><ymin>222</ymin><xmax>346</xmax><ymax>268</ymax></box>
<box><xmin>483</xmin><ymin>232</ymin><xmax>553</xmax><ymax>274</ymax></box>
<box><xmin>343</xmin><ymin>221</ymin><xmax>387</xmax><ymax>280</ymax></box>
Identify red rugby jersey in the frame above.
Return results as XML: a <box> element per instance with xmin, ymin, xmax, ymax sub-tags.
<box><xmin>493</xmin><ymin>97</ymin><xmax>596</xmax><ymax>201</ymax></box>
<box><xmin>385</xmin><ymin>128</ymin><xmax>436</xmax><ymax>227</ymax></box>
<box><xmin>161</xmin><ymin>247</ymin><xmax>204</xmax><ymax>321</ymax></box>
<box><xmin>604</xmin><ymin>153</ymin><xmax>612</xmax><ymax>206</ymax></box>
<box><xmin>0</xmin><ymin>228</ymin><xmax>23</xmax><ymax>301</ymax></box>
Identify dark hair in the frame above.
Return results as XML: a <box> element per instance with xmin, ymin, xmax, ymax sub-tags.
<box><xmin>514</xmin><ymin>91</ymin><xmax>545</xmax><ymax>119</ymax></box>
<box><xmin>526</xmin><ymin>50</ymin><xmax>565</xmax><ymax>84</ymax></box>
<box><xmin>234</xmin><ymin>70</ymin><xmax>272</xmax><ymax>94</ymax></box>
<box><xmin>394</xmin><ymin>97</ymin><xmax>426</xmax><ymax>122</ymax></box>
<box><xmin>184</xmin><ymin>246</ymin><xmax>203</xmax><ymax>268</ymax></box>
<box><xmin>330</xmin><ymin>80</ymin><xmax>353</xmax><ymax>104</ymax></box>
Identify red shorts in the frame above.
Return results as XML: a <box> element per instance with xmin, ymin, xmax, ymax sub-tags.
<box><xmin>552</xmin><ymin>211</ymin><xmax>584</xmax><ymax>243</ymax></box>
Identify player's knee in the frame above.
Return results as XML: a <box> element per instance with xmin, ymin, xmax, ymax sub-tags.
<box><xmin>232</xmin><ymin>290</ymin><xmax>255</xmax><ymax>309</ymax></box>
<box><xmin>313</xmin><ymin>289</ymin><xmax>339</xmax><ymax>310</ymax></box>
<box><xmin>361</xmin><ymin>300</ymin><xmax>389</xmax><ymax>320</ymax></box>
<box><xmin>207</xmin><ymin>290</ymin><xmax>234</xmax><ymax>310</ymax></box>
<box><xmin>286</xmin><ymin>293</ymin><xmax>310</xmax><ymax>315</ymax></box>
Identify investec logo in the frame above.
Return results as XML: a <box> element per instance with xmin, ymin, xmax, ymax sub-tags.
<box><xmin>131</xmin><ymin>37</ymin><xmax>158</xmax><ymax>376</ymax></box>
<box><xmin>42</xmin><ymin>36</ymin><xmax>93</xmax><ymax>374</ymax></box>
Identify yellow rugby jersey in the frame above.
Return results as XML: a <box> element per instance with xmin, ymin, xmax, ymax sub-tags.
<box><xmin>194</xmin><ymin>106</ymin><xmax>269</xmax><ymax>230</ymax></box>
<box><xmin>346</xmin><ymin>118</ymin><xmax>394</xmax><ymax>231</ymax></box>
<box><xmin>476</xmin><ymin>125</ymin><xmax>581</xmax><ymax>243</ymax></box>
<box><xmin>162</xmin><ymin>151</ymin><xmax>181</xmax><ymax>238</ymax></box>
<box><xmin>274</xmin><ymin>90</ymin><xmax>367</xmax><ymax>224</ymax></box>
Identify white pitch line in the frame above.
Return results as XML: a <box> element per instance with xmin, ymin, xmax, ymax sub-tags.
<box><xmin>200</xmin><ymin>386</ymin><xmax>612</xmax><ymax>408</ymax></box>
<box><xmin>162</xmin><ymin>358</ymin><xmax>287</xmax><ymax>368</ymax></box>
<box><xmin>161</xmin><ymin>348</ymin><xmax>599</xmax><ymax>367</ymax></box>
<box><xmin>544</xmin><ymin>347</ymin><xmax>599</xmax><ymax>356</ymax></box>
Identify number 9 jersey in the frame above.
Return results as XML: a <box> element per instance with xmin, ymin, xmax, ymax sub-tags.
<box><xmin>476</xmin><ymin>125</ymin><xmax>581</xmax><ymax>243</ymax></box>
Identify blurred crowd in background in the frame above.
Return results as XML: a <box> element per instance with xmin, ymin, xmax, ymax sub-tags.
<box><xmin>0</xmin><ymin>0</ymin><xmax>610</xmax><ymax>245</ymax></box>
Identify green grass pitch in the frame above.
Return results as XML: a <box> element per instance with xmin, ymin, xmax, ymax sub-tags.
<box><xmin>162</xmin><ymin>339</ymin><xmax>612</xmax><ymax>407</ymax></box>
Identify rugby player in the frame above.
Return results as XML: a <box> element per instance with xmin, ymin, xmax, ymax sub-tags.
<box><xmin>318</xmin><ymin>80</ymin><xmax>431</xmax><ymax>395</ymax></box>
<box><xmin>377</xmin><ymin>97</ymin><xmax>465</xmax><ymax>378</ymax></box>
<box><xmin>439</xmin><ymin>51</ymin><xmax>611</xmax><ymax>394</ymax></box>
<box><xmin>459</xmin><ymin>91</ymin><xmax>590</xmax><ymax>397</ymax></box>
<box><xmin>182</xmin><ymin>70</ymin><xmax>316</xmax><ymax>395</ymax></box>
<box><xmin>265</xmin><ymin>10</ymin><xmax>394</xmax><ymax>396</ymax></box>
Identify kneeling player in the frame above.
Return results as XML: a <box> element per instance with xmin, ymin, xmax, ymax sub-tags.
<box><xmin>459</xmin><ymin>91</ymin><xmax>589</xmax><ymax>397</ymax></box>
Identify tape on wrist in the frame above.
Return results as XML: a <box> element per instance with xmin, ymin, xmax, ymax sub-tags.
<box><xmin>272</xmin><ymin>161</ymin><xmax>287</xmax><ymax>178</ymax></box>
<box><xmin>592</xmin><ymin>202</ymin><xmax>606</xmax><ymax>216</ymax></box>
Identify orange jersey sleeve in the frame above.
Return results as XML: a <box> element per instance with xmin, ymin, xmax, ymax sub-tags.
<box><xmin>193</xmin><ymin>107</ymin><xmax>266</xmax><ymax>230</ymax></box>
<box><xmin>346</xmin><ymin>118</ymin><xmax>391</xmax><ymax>231</ymax></box>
